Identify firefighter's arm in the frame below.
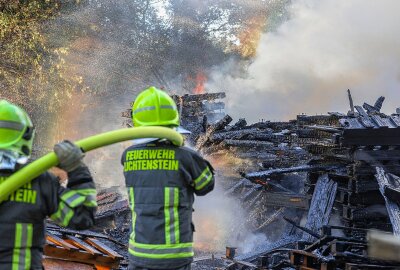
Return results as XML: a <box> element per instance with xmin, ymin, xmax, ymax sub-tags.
<box><xmin>49</xmin><ymin>141</ymin><xmax>97</xmax><ymax>230</ymax></box>
<box><xmin>190</xmin><ymin>154</ymin><xmax>215</xmax><ymax>196</ymax></box>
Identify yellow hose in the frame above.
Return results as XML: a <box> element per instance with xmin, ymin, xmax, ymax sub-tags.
<box><xmin>0</xmin><ymin>127</ymin><xmax>183</xmax><ymax>202</ymax></box>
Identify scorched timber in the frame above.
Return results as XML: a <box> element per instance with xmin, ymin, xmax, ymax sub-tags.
<box><xmin>210</xmin><ymin>128</ymin><xmax>266</xmax><ymax>142</ymax></box>
<box><xmin>172</xmin><ymin>92</ymin><xmax>226</xmax><ymax>103</ymax></box>
<box><xmin>222</xmin><ymin>139</ymin><xmax>274</xmax><ymax>148</ymax></box>
<box><xmin>375</xmin><ymin>167</ymin><xmax>400</xmax><ymax>235</ymax></box>
<box><xmin>303</xmin><ymin>174</ymin><xmax>337</xmax><ymax>242</ymax></box>
<box><xmin>262</xmin><ymin>193</ymin><xmax>310</xmax><ymax>209</ymax></box>
<box><xmin>195</xmin><ymin>114</ymin><xmax>232</xmax><ymax>150</ymax></box>
<box><xmin>244</xmin><ymin>165</ymin><xmax>340</xmax><ymax>181</ymax></box>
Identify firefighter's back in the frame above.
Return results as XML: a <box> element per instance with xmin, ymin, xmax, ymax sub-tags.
<box><xmin>0</xmin><ymin>173</ymin><xmax>56</xmax><ymax>270</ymax></box>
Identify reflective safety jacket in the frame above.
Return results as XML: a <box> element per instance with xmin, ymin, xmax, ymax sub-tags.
<box><xmin>122</xmin><ymin>141</ymin><xmax>215</xmax><ymax>269</ymax></box>
<box><xmin>0</xmin><ymin>166</ymin><xmax>97</xmax><ymax>270</ymax></box>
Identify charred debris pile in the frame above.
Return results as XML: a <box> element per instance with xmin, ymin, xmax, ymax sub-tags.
<box><xmin>176</xmin><ymin>91</ymin><xmax>400</xmax><ymax>270</ymax></box>
<box><xmin>51</xmin><ymin>91</ymin><xmax>400</xmax><ymax>269</ymax></box>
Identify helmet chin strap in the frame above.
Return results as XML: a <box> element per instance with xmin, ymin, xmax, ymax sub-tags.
<box><xmin>0</xmin><ymin>150</ymin><xmax>28</xmax><ymax>171</ymax></box>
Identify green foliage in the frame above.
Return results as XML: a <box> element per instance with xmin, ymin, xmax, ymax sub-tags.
<box><xmin>0</xmin><ymin>0</ymin><xmax>85</xmax><ymax>154</ymax></box>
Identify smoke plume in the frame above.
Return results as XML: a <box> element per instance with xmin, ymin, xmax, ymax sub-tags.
<box><xmin>208</xmin><ymin>0</ymin><xmax>400</xmax><ymax>122</ymax></box>
<box><xmin>192</xmin><ymin>176</ymin><xmax>268</xmax><ymax>254</ymax></box>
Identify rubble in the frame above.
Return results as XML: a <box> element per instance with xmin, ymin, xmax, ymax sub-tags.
<box><xmin>112</xmin><ymin>91</ymin><xmax>400</xmax><ymax>269</ymax></box>
<box><xmin>175</xmin><ymin>91</ymin><xmax>400</xmax><ymax>269</ymax></box>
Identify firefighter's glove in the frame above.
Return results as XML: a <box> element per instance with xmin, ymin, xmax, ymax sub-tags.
<box><xmin>54</xmin><ymin>140</ymin><xmax>85</xmax><ymax>172</ymax></box>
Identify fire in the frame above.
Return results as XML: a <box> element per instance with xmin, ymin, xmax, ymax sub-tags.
<box><xmin>192</xmin><ymin>71</ymin><xmax>206</xmax><ymax>94</ymax></box>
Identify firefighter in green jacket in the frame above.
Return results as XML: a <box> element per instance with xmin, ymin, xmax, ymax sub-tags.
<box><xmin>0</xmin><ymin>100</ymin><xmax>97</xmax><ymax>269</ymax></box>
<box><xmin>122</xmin><ymin>87</ymin><xmax>215</xmax><ymax>270</ymax></box>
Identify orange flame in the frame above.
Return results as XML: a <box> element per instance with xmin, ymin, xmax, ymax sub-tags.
<box><xmin>192</xmin><ymin>71</ymin><xmax>207</xmax><ymax>94</ymax></box>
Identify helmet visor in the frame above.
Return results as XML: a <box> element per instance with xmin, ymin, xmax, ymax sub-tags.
<box><xmin>0</xmin><ymin>121</ymin><xmax>24</xmax><ymax>147</ymax></box>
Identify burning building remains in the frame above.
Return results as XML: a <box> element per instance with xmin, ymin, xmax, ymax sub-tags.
<box><xmin>110</xmin><ymin>89</ymin><xmax>400</xmax><ymax>270</ymax></box>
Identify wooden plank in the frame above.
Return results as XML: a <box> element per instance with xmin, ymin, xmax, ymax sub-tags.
<box><xmin>329</xmin><ymin>240</ymin><xmax>367</xmax><ymax>256</ymax></box>
<box><xmin>66</xmin><ymin>235</ymin><xmax>102</xmax><ymax>255</ymax></box>
<box><xmin>303</xmin><ymin>175</ymin><xmax>337</xmax><ymax>242</ymax></box>
<box><xmin>264</xmin><ymin>192</ymin><xmax>309</xmax><ymax>209</ymax></box>
<box><xmin>353</xmin><ymin>150</ymin><xmax>400</xmax><ymax>161</ymax></box>
<box><xmin>346</xmin><ymin>263</ymin><xmax>399</xmax><ymax>270</ymax></box>
<box><xmin>358</xmin><ymin>117</ymin><xmax>375</xmax><ymax>128</ymax></box>
<box><xmin>223</xmin><ymin>139</ymin><xmax>274</xmax><ymax>148</ymax></box>
<box><xmin>85</xmin><ymin>238</ymin><xmax>123</xmax><ymax>259</ymax></box>
<box><xmin>354</xmin><ymin>106</ymin><xmax>368</xmax><ymax>118</ymax></box>
<box><xmin>376</xmin><ymin>167</ymin><xmax>400</xmax><ymax>235</ymax></box>
<box><xmin>44</xmin><ymin>245</ymin><xmax>119</xmax><ymax>268</ymax></box>
<box><xmin>370</xmin><ymin>115</ymin><xmax>390</xmax><ymax>128</ymax></box>
<box><xmin>342</xmin><ymin>128</ymin><xmax>400</xmax><ymax>146</ymax></box>
<box><xmin>46</xmin><ymin>233</ymin><xmax>79</xmax><ymax>251</ymax></box>
<box><xmin>389</xmin><ymin>116</ymin><xmax>400</xmax><ymax>127</ymax></box>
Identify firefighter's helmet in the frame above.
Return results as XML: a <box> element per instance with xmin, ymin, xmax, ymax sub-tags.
<box><xmin>0</xmin><ymin>100</ymin><xmax>35</xmax><ymax>157</ymax></box>
<box><xmin>132</xmin><ymin>87</ymin><xmax>180</xmax><ymax>127</ymax></box>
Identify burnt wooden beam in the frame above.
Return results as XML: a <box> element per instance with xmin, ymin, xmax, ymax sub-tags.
<box><xmin>46</xmin><ymin>233</ymin><xmax>79</xmax><ymax>251</ymax></box>
<box><xmin>353</xmin><ymin>150</ymin><xmax>400</xmax><ymax>161</ymax></box>
<box><xmin>195</xmin><ymin>114</ymin><xmax>232</xmax><ymax>150</ymax></box>
<box><xmin>202</xmin><ymin>101</ymin><xmax>225</xmax><ymax>111</ymax></box>
<box><xmin>264</xmin><ymin>193</ymin><xmax>309</xmax><ymax>209</ymax></box>
<box><xmin>244</xmin><ymin>165</ymin><xmax>339</xmax><ymax>181</ymax></box>
<box><xmin>172</xmin><ymin>92</ymin><xmax>226</xmax><ymax>103</ymax></box>
<box><xmin>230</xmin><ymin>118</ymin><xmax>247</xmax><ymax>129</ymax></box>
<box><xmin>342</xmin><ymin>128</ymin><xmax>400</xmax><ymax>146</ymax></box>
<box><xmin>341</xmin><ymin>204</ymin><xmax>388</xmax><ymax>221</ymax></box>
<box><xmin>303</xmin><ymin>175</ymin><xmax>337</xmax><ymax>242</ymax></box>
<box><xmin>329</xmin><ymin>240</ymin><xmax>367</xmax><ymax>256</ymax></box>
<box><xmin>222</xmin><ymin>139</ymin><xmax>274</xmax><ymax>148</ymax></box>
<box><xmin>374</xmin><ymin>97</ymin><xmax>385</xmax><ymax>111</ymax></box>
<box><xmin>65</xmin><ymin>235</ymin><xmax>102</xmax><ymax>256</ymax></box>
<box><xmin>211</xmin><ymin>128</ymin><xmax>263</xmax><ymax>142</ymax></box>
<box><xmin>283</xmin><ymin>216</ymin><xmax>320</xmax><ymax>238</ymax></box>
<box><xmin>389</xmin><ymin>115</ymin><xmax>400</xmax><ymax>127</ymax></box>
<box><xmin>375</xmin><ymin>167</ymin><xmax>400</xmax><ymax>235</ymax></box>
<box><xmin>345</xmin><ymin>263</ymin><xmax>400</xmax><ymax>270</ymax></box>
<box><xmin>384</xmin><ymin>186</ymin><xmax>400</xmax><ymax>203</ymax></box>
<box><xmin>85</xmin><ymin>238</ymin><xmax>124</xmax><ymax>260</ymax></box>
<box><xmin>290</xmin><ymin>250</ymin><xmax>335</xmax><ymax>270</ymax></box>
<box><xmin>304</xmin><ymin>125</ymin><xmax>341</xmax><ymax>133</ymax></box>
<box><xmin>348</xmin><ymin>89</ymin><xmax>355</xmax><ymax>114</ymax></box>
<box><xmin>355</xmin><ymin>106</ymin><xmax>369</xmax><ymax>118</ymax></box>
<box><xmin>255</xmin><ymin>207</ymin><xmax>285</xmax><ymax>232</ymax></box>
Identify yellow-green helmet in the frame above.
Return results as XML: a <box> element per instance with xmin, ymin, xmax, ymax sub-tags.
<box><xmin>132</xmin><ymin>87</ymin><xmax>180</xmax><ymax>127</ymax></box>
<box><xmin>0</xmin><ymin>100</ymin><xmax>35</xmax><ymax>157</ymax></box>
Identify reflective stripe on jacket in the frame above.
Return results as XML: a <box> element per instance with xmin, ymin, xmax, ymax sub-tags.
<box><xmin>122</xmin><ymin>141</ymin><xmax>214</xmax><ymax>269</ymax></box>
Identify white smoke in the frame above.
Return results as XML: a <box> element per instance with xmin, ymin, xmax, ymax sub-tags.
<box><xmin>192</xmin><ymin>172</ymin><xmax>270</xmax><ymax>255</ymax></box>
<box><xmin>208</xmin><ymin>0</ymin><xmax>400</xmax><ymax>122</ymax></box>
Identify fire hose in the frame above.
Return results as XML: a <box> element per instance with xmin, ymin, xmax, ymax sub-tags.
<box><xmin>0</xmin><ymin>126</ymin><xmax>183</xmax><ymax>202</ymax></box>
